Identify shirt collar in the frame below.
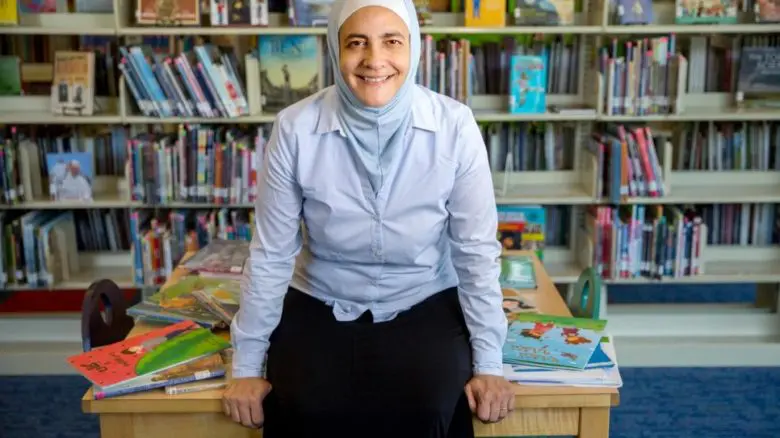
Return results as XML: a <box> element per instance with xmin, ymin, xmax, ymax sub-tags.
<box><xmin>315</xmin><ymin>86</ymin><xmax>439</xmax><ymax>136</ymax></box>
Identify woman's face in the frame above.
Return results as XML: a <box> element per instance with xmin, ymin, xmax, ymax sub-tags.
<box><xmin>338</xmin><ymin>6</ymin><xmax>410</xmax><ymax>108</ymax></box>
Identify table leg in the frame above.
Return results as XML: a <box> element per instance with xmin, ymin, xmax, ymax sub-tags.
<box><xmin>577</xmin><ymin>407</ymin><xmax>610</xmax><ymax>438</ymax></box>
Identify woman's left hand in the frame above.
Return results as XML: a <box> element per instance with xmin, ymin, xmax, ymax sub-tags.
<box><xmin>464</xmin><ymin>375</ymin><xmax>516</xmax><ymax>423</ymax></box>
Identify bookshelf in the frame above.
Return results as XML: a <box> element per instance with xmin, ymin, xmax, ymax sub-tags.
<box><xmin>1</xmin><ymin>0</ymin><xmax>779</xmax><ymax>373</ymax></box>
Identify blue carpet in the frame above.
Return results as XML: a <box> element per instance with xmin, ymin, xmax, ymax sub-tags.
<box><xmin>1</xmin><ymin>367</ymin><xmax>779</xmax><ymax>438</ymax></box>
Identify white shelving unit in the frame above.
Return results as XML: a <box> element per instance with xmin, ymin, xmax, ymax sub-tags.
<box><xmin>0</xmin><ymin>0</ymin><xmax>779</xmax><ymax>373</ymax></box>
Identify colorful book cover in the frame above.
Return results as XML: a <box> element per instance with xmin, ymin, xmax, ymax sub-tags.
<box><xmin>126</xmin><ymin>275</ymin><xmax>228</xmax><ymax>328</ymax></box>
<box><xmin>257</xmin><ymin>35</ymin><xmax>322</xmax><ymax>113</ymax></box>
<box><xmin>94</xmin><ymin>353</ymin><xmax>226</xmax><ymax>399</ymax></box>
<box><xmin>67</xmin><ymin>320</ymin><xmax>231</xmax><ymax>390</ymax></box>
<box><xmin>45</xmin><ymin>152</ymin><xmax>94</xmax><ymax>202</ymax></box>
<box><xmin>192</xmin><ymin>279</ymin><xmax>241</xmax><ymax>324</ymax></box>
<box><xmin>0</xmin><ymin>0</ymin><xmax>18</xmax><ymax>25</ymax></box>
<box><xmin>19</xmin><ymin>0</ymin><xmax>57</xmax><ymax>13</ymax></box>
<box><xmin>675</xmin><ymin>0</ymin><xmax>737</xmax><ymax>23</ymax></box>
<box><xmin>503</xmin><ymin>317</ymin><xmax>602</xmax><ymax>370</ymax></box>
<box><xmin>513</xmin><ymin>0</ymin><xmax>575</xmax><ymax>25</ymax></box>
<box><xmin>465</xmin><ymin>0</ymin><xmax>507</xmax><ymax>27</ymax></box>
<box><xmin>502</xmin><ymin>288</ymin><xmax>539</xmax><ymax>318</ymax></box>
<box><xmin>497</xmin><ymin>205</ymin><xmax>546</xmax><ymax>260</ymax></box>
<box><xmin>509</xmin><ymin>55</ymin><xmax>546</xmax><ymax>114</ymax></box>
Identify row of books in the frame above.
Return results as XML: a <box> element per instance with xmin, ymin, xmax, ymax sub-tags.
<box><xmin>486</xmin><ymin>122</ymin><xmax>576</xmax><ymax>172</ymax></box>
<box><xmin>584</xmin><ymin>204</ymin><xmax>707</xmax><ymax>280</ymax></box>
<box><xmin>587</xmin><ymin>124</ymin><xmax>668</xmax><ymax>203</ymax></box>
<box><xmin>127</xmin><ymin>125</ymin><xmax>267</xmax><ymax>205</ymax></box>
<box><xmin>417</xmin><ymin>35</ymin><xmax>581</xmax><ymax>104</ymax></box>
<box><xmin>674</xmin><ymin>121</ymin><xmax>780</xmax><ymax>171</ymax></box>
<box><xmin>66</xmin><ymin>240</ymin><xmax>251</xmax><ymax>399</ymax></box>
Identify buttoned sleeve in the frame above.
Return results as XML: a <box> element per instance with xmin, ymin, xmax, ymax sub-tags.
<box><xmin>230</xmin><ymin>116</ymin><xmax>303</xmax><ymax>378</ymax></box>
<box><xmin>446</xmin><ymin>107</ymin><xmax>507</xmax><ymax>377</ymax></box>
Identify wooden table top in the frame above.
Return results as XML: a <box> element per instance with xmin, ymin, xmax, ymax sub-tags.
<box><xmin>82</xmin><ymin>250</ymin><xmax>619</xmax><ymax>414</ymax></box>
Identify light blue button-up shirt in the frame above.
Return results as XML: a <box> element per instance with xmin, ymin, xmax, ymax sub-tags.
<box><xmin>231</xmin><ymin>85</ymin><xmax>507</xmax><ymax>378</ymax></box>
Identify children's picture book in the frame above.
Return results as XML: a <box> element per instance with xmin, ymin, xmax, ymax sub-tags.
<box><xmin>500</xmin><ymin>255</ymin><xmax>537</xmax><ymax>290</ymax></box>
<box><xmin>674</xmin><ymin>0</ymin><xmax>737</xmax><ymax>24</ymax></box>
<box><xmin>50</xmin><ymin>51</ymin><xmax>95</xmax><ymax>116</ymax></box>
<box><xmin>19</xmin><ymin>0</ymin><xmax>58</xmax><ymax>13</ymax></box>
<box><xmin>502</xmin><ymin>288</ymin><xmax>539</xmax><ymax>319</ymax></box>
<box><xmin>126</xmin><ymin>275</ymin><xmax>230</xmax><ymax>328</ymax></box>
<box><xmin>67</xmin><ymin>320</ymin><xmax>231</xmax><ymax>391</ymax></box>
<box><xmin>513</xmin><ymin>0</ymin><xmax>575</xmax><ymax>25</ymax></box>
<box><xmin>257</xmin><ymin>35</ymin><xmax>323</xmax><ymax>113</ymax></box>
<box><xmin>465</xmin><ymin>0</ymin><xmax>507</xmax><ymax>27</ymax></box>
<box><xmin>0</xmin><ymin>56</ymin><xmax>22</xmax><ymax>96</ymax></box>
<box><xmin>497</xmin><ymin>205</ymin><xmax>546</xmax><ymax>260</ymax></box>
<box><xmin>45</xmin><ymin>152</ymin><xmax>94</xmax><ymax>202</ymax></box>
<box><xmin>93</xmin><ymin>352</ymin><xmax>226</xmax><ymax>399</ymax></box>
<box><xmin>287</xmin><ymin>0</ymin><xmax>334</xmax><ymax>26</ymax></box>
<box><xmin>503</xmin><ymin>314</ymin><xmax>603</xmax><ymax>370</ymax></box>
<box><xmin>509</xmin><ymin>55</ymin><xmax>546</xmax><ymax>114</ymax></box>
<box><xmin>754</xmin><ymin>0</ymin><xmax>780</xmax><ymax>22</ymax></box>
<box><xmin>614</xmin><ymin>0</ymin><xmax>654</xmax><ymax>24</ymax></box>
<box><xmin>192</xmin><ymin>279</ymin><xmax>241</xmax><ymax>324</ymax></box>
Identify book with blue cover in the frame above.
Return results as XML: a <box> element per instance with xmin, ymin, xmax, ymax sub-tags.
<box><xmin>509</xmin><ymin>55</ymin><xmax>546</xmax><ymax>114</ymax></box>
<box><xmin>503</xmin><ymin>313</ymin><xmax>605</xmax><ymax>370</ymax></box>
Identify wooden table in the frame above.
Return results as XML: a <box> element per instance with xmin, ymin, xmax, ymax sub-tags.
<box><xmin>82</xmin><ymin>250</ymin><xmax>619</xmax><ymax>437</ymax></box>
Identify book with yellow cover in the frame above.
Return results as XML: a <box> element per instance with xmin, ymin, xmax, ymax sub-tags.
<box><xmin>465</xmin><ymin>0</ymin><xmax>506</xmax><ymax>27</ymax></box>
<box><xmin>0</xmin><ymin>0</ymin><xmax>19</xmax><ymax>25</ymax></box>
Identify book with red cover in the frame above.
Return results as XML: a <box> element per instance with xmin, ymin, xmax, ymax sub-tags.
<box><xmin>66</xmin><ymin>320</ymin><xmax>231</xmax><ymax>390</ymax></box>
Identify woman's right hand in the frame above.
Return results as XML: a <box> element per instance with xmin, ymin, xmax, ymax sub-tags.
<box><xmin>222</xmin><ymin>377</ymin><xmax>273</xmax><ymax>428</ymax></box>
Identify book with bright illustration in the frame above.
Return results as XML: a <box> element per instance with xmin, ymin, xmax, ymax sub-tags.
<box><xmin>502</xmin><ymin>314</ymin><xmax>605</xmax><ymax>370</ymax></box>
<box><xmin>191</xmin><ymin>279</ymin><xmax>241</xmax><ymax>324</ymax></box>
<box><xmin>93</xmin><ymin>352</ymin><xmax>226</xmax><ymax>399</ymax></box>
<box><xmin>126</xmin><ymin>275</ymin><xmax>230</xmax><ymax>328</ymax></box>
<box><xmin>66</xmin><ymin>320</ymin><xmax>231</xmax><ymax>391</ymax></box>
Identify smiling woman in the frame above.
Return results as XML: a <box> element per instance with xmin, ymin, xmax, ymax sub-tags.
<box><xmin>222</xmin><ymin>0</ymin><xmax>515</xmax><ymax>436</ymax></box>
<box><xmin>338</xmin><ymin>5</ymin><xmax>411</xmax><ymax>107</ymax></box>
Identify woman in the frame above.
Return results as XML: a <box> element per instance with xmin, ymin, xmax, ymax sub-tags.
<box><xmin>223</xmin><ymin>0</ymin><xmax>515</xmax><ymax>435</ymax></box>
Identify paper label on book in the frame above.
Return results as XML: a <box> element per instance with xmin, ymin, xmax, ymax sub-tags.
<box><xmin>194</xmin><ymin>370</ymin><xmax>212</xmax><ymax>380</ymax></box>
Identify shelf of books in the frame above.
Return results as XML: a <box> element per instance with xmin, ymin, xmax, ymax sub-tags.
<box><xmin>1</xmin><ymin>0</ymin><xmax>779</xmax><ymax>373</ymax></box>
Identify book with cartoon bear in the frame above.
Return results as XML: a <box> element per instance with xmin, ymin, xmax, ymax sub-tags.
<box><xmin>502</xmin><ymin>313</ymin><xmax>605</xmax><ymax>370</ymax></box>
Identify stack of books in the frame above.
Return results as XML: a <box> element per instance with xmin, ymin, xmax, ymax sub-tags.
<box><xmin>126</xmin><ymin>239</ymin><xmax>249</xmax><ymax>329</ymax></box>
<box><xmin>501</xmin><ymin>313</ymin><xmax>623</xmax><ymax>388</ymax></box>
<box><xmin>68</xmin><ymin>240</ymin><xmax>251</xmax><ymax>398</ymax></box>
<box><xmin>67</xmin><ymin>320</ymin><xmax>231</xmax><ymax>399</ymax></box>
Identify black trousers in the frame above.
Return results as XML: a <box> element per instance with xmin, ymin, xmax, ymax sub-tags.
<box><xmin>262</xmin><ymin>287</ymin><xmax>475</xmax><ymax>438</ymax></box>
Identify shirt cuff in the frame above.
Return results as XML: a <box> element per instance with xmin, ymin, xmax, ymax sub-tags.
<box><xmin>231</xmin><ymin>365</ymin><xmax>266</xmax><ymax>379</ymax></box>
<box><xmin>472</xmin><ymin>348</ymin><xmax>504</xmax><ymax>377</ymax></box>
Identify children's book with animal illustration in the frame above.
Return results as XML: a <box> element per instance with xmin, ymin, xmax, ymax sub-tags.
<box><xmin>509</xmin><ymin>55</ymin><xmax>546</xmax><ymax>114</ymax></box>
<box><xmin>126</xmin><ymin>275</ymin><xmax>230</xmax><ymax>328</ymax></box>
<box><xmin>502</xmin><ymin>313</ymin><xmax>605</xmax><ymax>370</ymax></box>
<box><xmin>66</xmin><ymin>320</ymin><xmax>231</xmax><ymax>391</ymax></box>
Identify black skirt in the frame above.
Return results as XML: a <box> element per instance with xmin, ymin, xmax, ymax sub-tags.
<box><xmin>262</xmin><ymin>287</ymin><xmax>475</xmax><ymax>438</ymax></box>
